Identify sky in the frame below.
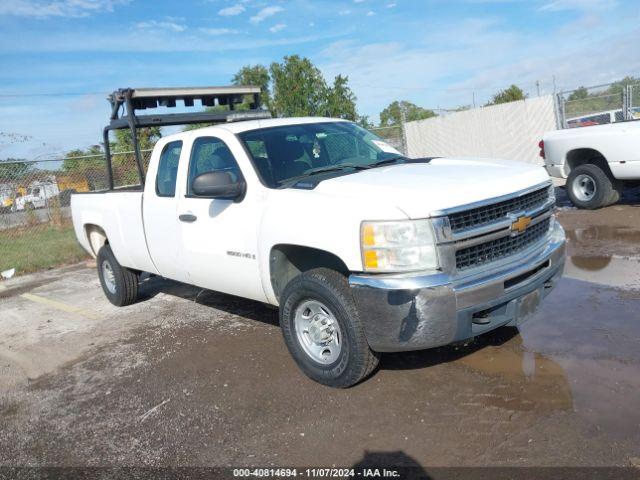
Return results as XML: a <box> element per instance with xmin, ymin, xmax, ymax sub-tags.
<box><xmin>0</xmin><ymin>0</ymin><xmax>639</xmax><ymax>160</ymax></box>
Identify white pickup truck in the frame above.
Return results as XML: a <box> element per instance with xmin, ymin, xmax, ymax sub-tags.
<box><xmin>541</xmin><ymin>120</ymin><xmax>640</xmax><ymax>209</ymax></box>
<box><xmin>72</xmin><ymin>116</ymin><xmax>566</xmax><ymax>387</ymax></box>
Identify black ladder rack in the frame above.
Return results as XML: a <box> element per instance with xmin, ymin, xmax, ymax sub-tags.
<box><xmin>104</xmin><ymin>86</ymin><xmax>269</xmax><ymax>189</ymax></box>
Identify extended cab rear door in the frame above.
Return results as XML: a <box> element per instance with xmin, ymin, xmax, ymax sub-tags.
<box><xmin>143</xmin><ymin>138</ymin><xmax>191</xmax><ymax>283</ymax></box>
<box><xmin>176</xmin><ymin>130</ymin><xmax>267</xmax><ymax>302</ymax></box>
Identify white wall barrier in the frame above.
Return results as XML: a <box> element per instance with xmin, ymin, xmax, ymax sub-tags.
<box><xmin>404</xmin><ymin>95</ymin><xmax>558</xmax><ymax>165</ymax></box>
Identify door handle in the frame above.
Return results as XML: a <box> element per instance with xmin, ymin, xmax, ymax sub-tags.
<box><xmin>179</xmin><ymin>213</ymin><xmax>197</xmax><ymax>223</ymax></box>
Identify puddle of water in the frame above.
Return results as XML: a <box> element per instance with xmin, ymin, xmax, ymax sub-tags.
<box><xmin>518</xmin><ymin>277</ymin><xmax>640</xmax><ymax>439</ymax></box>
<box><xmin>439</xmin><ymin>272</ymin><xmax>640</xmax><ymax>439</ymax></box>
<box><xmin>565</xmin><ymin>225</ymin><xmax>640</xmax><ymax>244</ymax></box>
<box><xmin>564</xmin><ymin>255</ymin><xmax>640</xmax><ymax>289</ymax></box>
<box><xmin>455</xmin><ymin>335</ymin><xmax>573</xmax><ymax>412</ymax></box>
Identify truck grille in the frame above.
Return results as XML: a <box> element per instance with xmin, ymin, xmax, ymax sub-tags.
<box><xmin>455</xmin><ymin>217</ymin><xmax>551</xmax><ymax>270</ymax></box>
<box><xmin>449</xmin><ymin>186</ymin><xmax>550</xmax><ymax>233</ymax></box>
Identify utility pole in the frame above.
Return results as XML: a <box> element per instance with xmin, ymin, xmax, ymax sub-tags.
<box><xmin>536</xmin><ymin>80</ymin><xmax>540</xmax><ymax>97</ymax></box>
<box><xmin>472</xmin><ymin>91</ymin><xmax>476</xmax><ymax>108</ymax></box>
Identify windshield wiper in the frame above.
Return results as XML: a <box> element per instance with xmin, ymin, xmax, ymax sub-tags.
<box><xmin>280</xmin><ymin>163</ymin><xmax>369</xmax><ymax>186</ymax></box>
<box><xmin>367</xmin><ymin>155</ymin><xmax>409</xmax><ymax>168</ymax></box>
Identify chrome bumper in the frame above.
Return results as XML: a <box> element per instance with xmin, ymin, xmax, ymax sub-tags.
<box><xmin>349</xmin><ymin>222</ymin><xmax>566</xmax><ymax>352</ymax></box>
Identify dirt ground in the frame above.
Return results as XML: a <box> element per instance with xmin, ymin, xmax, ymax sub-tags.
<box><xmin>1</xmin><ymin>188</ymin><xmax>640</xmax><ymax>472</ymax></box>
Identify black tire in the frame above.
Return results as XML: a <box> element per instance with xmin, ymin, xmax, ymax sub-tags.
<box><xmin>279</xmin><ymin>268</ymin><xmax>379</xmax><ymax>388</ymax></box>
<box><xmin>566</xmin><ymin>164</ymin><xmax>619</xmax><ymax>209</ymax></box>
<box><xmin>96</xmin><ymin>244</ymin><xmax>139</xmax><ymax>306</ymax></box>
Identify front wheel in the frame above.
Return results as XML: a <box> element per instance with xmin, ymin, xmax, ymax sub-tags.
<box><xmin>279</xmin><ymin>268</ymin><xmax>379</xmax><ymax>388</ymax></box>
<box><xmin>96</xmin><ymin>244</ymin><xmax>139</xmax><ymax>306</ymax></box>
<box><xmin>566</xmin><ymin>164</ymin><xmax>620</xmax><ymax>209</ymax></box>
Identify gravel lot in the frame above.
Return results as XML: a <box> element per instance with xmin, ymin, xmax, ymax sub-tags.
<box><xmin>1</xmin><ymin>189</ymin><xmax>640</xmax><ymax>472</ymax></box>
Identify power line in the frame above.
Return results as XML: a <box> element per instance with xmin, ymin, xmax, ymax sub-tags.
<box><xmin>0</xmin><ymin>91</ymin><xmax>108</xmax><ymax>98</ymax></box>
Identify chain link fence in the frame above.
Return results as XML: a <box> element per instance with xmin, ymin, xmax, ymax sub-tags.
<box><xmin>0</xmin><ymin>150</ymin><xmax>151</xmax><ymax>276</ymax></box>
<box><xmin>557</xmin><ymin>82</ymin><xmax>640</xmax><ymax>128</ymax></box>
<box><xmin>368</xmin><ymin>125</ymin><xmax>406</xmax><ymax>154</ymax></box>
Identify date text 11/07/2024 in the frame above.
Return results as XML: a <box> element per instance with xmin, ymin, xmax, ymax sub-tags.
<box><xmin>232</xmin><ymin>468</ymin><xmax>402</xmax><ymax>478</ymax></box>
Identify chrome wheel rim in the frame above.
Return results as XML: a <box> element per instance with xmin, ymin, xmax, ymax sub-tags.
<box><xmin>573</xmin><ymin>174</ymin><xmax>597</xmax><ymax>202</ymax></box>
<box><xmin>102</xmin><ymin>260</ymin><xmax>117</xmax><ymax>294</ymax></box>
<box><xmin>294</xmin><ymin>300</ymin><xmax>342</xmax><ymax>365</ymax></box>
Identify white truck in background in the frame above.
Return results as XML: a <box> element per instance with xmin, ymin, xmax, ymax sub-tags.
<box><xmin>14</xmin><ymin>181</ymin><xmax>60</xmax><ymax>211</ymax></box>
<box><xmin>541</xmin><ymin>120</ymin><xmax>640</xmax><ymax>209</ymax></box>
<box><xmin>71</xmin><ymin>87</ymin><xmax>566</xmax><ymax>388</ymax></box>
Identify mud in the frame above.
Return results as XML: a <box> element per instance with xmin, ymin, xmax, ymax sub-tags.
<box><xmin>1</xmin><ymin>203</ymin><xmax>639</xmax><ymax>468</ymax></box>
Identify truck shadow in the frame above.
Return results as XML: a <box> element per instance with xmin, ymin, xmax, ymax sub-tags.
<box><xmin>379</xmin><ymin>326</ymin><xmax>520</xmax><ymax>371</ymax></box>
<box><xmin>137</xmin><ymin>274</ymin><xmax>279</xmax><ymax>326</ymax></box>
<box><xmin>555</xmin><ymin>185</ymin><xmax>640</xmax><ymax>208</ymax></box>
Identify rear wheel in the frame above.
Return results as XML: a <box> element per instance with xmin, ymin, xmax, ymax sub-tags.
<box><xmin>97</xmin><ymin>244</ymin><xmax>139</xmax><ymax>306</ymax></box>
<box><xmin>279</xmin><ymin>268</ymin><xmax>379</xmax><ymax>388</ymax></box>
<box><xmin>567</xmin><ymin>164</ymin><xmax>620</xmax><ymax>209</ymax></box>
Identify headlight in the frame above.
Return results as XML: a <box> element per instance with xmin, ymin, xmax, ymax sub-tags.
<box><xmin>361</xmin><ymin>219</ymin><xmax>439</xmax><ymax>273</ymax></box>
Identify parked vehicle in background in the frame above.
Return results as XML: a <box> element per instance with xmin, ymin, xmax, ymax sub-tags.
<box><xmin>14</xmin><ymin>181</ymin><xmax>60</xmax><ymax>211</ymax></box>
<box><xmin>72</xmin><ymin>87</ymin><xmax>566</xmax><ymax>387</ymax></box>
<box><xmin>541</xmin><ymin>120</ymin><xmax>640</xmax><ymax>209</ymax></box>
<box><xmin>0</xmin><ymin>185</ymin><xmax>15</xmax><ymax>212</ymax></box>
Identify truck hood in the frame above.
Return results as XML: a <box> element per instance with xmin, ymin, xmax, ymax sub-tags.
<box><xmin>314</xmin><ymin>157</ymin><xmax>551</xmax><ymax>218</ymax></box>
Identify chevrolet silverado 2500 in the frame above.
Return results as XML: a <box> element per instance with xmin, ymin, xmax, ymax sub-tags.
<box><xmin>541</xmin><ymin>120</ymin><xmax>640</xmax><ymax>209</ymax></box>
<box><xmin>71</xmin><ymin>88</ymin><xmax>565</xmax><ymax>387</ymax></box>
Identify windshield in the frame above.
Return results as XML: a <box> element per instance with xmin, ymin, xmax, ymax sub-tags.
<box><xmin>238</xmin><ymin>121</ymin><xmax>404</xmax><ymax>188</ymax></box>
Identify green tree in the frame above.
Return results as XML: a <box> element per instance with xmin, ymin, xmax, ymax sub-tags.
<box><xmin>379</xmin><ymin>100</ymin><xmax>436</xmax><ymax>126</ymax></box>
<box><xmin>568</xmin><ymin>86</ymin><xmax>589</xmax><ymax>101</ymax></box>
<box><xmin>607</xmin><ymin>75</ymin><xmax>640</xmax><ymax>95</ymax></box>
<box><xmin>62</xmin><ymin>145</ymin><xmax>103</xmax><ymax>172</ymax></box>
<box><xmin>325</xmin><ymin>74</ymin><xmax>357</xmax><ymax>120</ymax></box>
<box><xmin>113</xmin><ymin>127</ymin><xmax>161</xmax><ymax>153</ymax></box>
<box><xmin>269</xmin><ymin>55</ymin><xmax>329</xmax><ymax>117</ymax></box>
<box><xmin>486</xmin><ymin>85</ymin><xmax>527</xmax><ymax>106</ymax></box>
<box><xmin>232</xmin><ymin>64</ymin><xmax>272</xmax><ymax>110</ymax></box>
<box><xmin>357</xmin><ymin>115</ymin><xmax>374</xmax><ymax>129</ymax></box>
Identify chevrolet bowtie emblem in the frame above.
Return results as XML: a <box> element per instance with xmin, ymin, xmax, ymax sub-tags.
<box><xmin>511</xmin><ymin>215</ymin><xmax>532</xmax><ymax>234</ymax></box>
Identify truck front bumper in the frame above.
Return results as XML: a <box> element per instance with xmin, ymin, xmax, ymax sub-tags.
<box><xmin>349</xmin><ymin>224</ymin><xmax>566</xmax><ymax>352</ymax></box>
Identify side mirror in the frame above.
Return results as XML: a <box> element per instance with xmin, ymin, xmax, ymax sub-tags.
<box><xmin>191</xmin><ymin>171</ymin><xmax>246</xmax><ymax>201</ymax></box>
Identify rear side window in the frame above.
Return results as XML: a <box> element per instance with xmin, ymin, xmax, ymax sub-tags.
<box><xmin>156</xmin><ymin>141</ymin><xmax>182</xmax><ymax>197</ymax></box>
<box><xmin>187</xmin><ymin>137</ymin><xmax>242</xmax><ymax>195</ymax></box>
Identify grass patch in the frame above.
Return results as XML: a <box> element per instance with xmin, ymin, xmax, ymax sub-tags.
<box><xmin>0</xmin><ymin>222</ymin><xmax>89</xmax><ymax>275</ymax></box>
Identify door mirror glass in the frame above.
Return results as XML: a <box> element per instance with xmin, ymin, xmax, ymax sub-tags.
<box><xmin>191</xmin><ymin>171</ymin><xmax>245</xmax><ymax>201</ymax></box>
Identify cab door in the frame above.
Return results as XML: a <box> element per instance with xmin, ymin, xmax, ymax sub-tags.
<box><xmin>142</xmin><ymin>139</ymin><xmax>190</xmax><ymax>283</ymax></box>
<box><xmin>176</xmin><ymin>134</ymin><xmax>266</xmax><ymax>302</ymax></box>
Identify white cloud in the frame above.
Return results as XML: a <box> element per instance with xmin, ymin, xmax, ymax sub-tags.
<box><xmin>249</xmin><ymin>5</ymin><xmax>284</xmax><ymax>24</ymax></box>
<box><xmin>387</xmin><ymin>2</ymin><xmax>397</xmax><ymax>7</ymax></box>
<box><xmin>269</xmin><ymin>23</ymin><xmax>286</xmax><ymax>33</ymax></box>
<box><xmin>0</xmin><ymin>0</ymin><xmax>130</xmax><ymax>18</ymax></box>
<box><xmin>366</xmin><ymin>10</ymin><xmax>376</xmax><ymax>16</ymax></box>
<box><xmin>339</xmin><ymin>9</ymin><xmax>351</xmax><ymax>15</ymax></box>
<box><xmin>354</xmin><ymin>0</ymin><xmax>365</xmax><ymax>3</ymax></box>
<box><xmin>218</xmin><ymin>4</ymin><xmax>245</xmax><ymax>16</ymax></box>
<box><xmin>136</xmin><ymin>19</ymin><xmax>186</xmax><ymax>32</ymax></box>
<box><xmin>317</xmin><ymin>16</ymin><xmax>640</xmax><ymax>118</ymax></box>
<box><xmin>200</xmin><ymin>27</ymin><xmax>239</xmax><ymax>35</ymax></box>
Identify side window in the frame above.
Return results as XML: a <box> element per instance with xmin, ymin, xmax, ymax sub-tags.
<box><xmin>156</xmin><ymin>140</ymin><xmax>183</xmax><ymax>197</ymax></box>
<box><xmin>187</xmin><ymin>137</ymin><xmax>242</xmax><ymax>195</ymax></box>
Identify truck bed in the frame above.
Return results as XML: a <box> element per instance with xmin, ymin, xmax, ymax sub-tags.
<box><xmin>71</xmin><ymin>191</ymin><xmax>158</xmax><ymax>275</ymax></box>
